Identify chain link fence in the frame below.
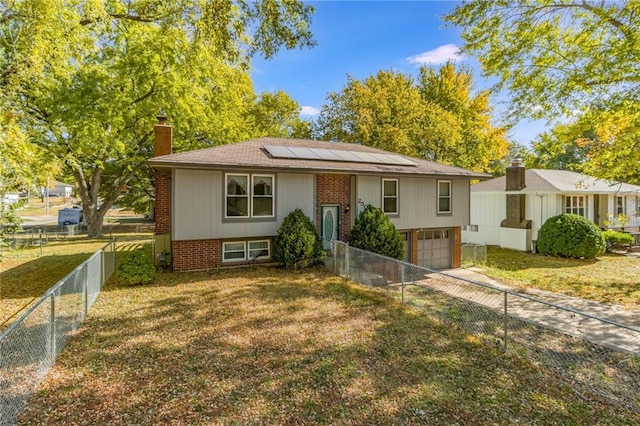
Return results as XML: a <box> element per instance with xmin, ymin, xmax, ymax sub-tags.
<box><xmin>326</xmin><ymin>240</ymin><xmax>640</xmax><ymax>412</ymax></box>
<box><xmin>0</xmin><ymin>241</ymin><xmax>116</xmax><ymax>426</ymax></box>
<box><xmin>461</xmin><ymin>243</ymin><xmax>487</xmax><ymax>265</ymax></box>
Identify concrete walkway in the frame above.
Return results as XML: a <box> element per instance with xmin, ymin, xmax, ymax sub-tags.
<box><xmin>428</xmin><ymin>267</ymin><xmax>640</xmax><ymax>354</ymax></box>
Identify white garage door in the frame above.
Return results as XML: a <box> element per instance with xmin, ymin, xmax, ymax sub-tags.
<box><xmin>416</xmin><ymin>229</ymin><xmax>451</xmax><ymax>270</ymax></box>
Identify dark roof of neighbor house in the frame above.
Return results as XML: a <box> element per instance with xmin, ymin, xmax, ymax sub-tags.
<box><xmin>471</xmin><ymin>169</ymin><xmax>640</xmax><ymax>194</ymax></box>
<box><xmin>148</xmin><ymin>137</ymin><xmax>488</xmax><ymax>178</ymax></box>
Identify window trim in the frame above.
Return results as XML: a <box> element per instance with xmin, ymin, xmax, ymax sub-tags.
<box><xmin>248</xmin><ymin>240</ymin><xmax>271</xmax><ymax>261</ymax></box>
<box><xmin>437</xmin><ymin>180</ymin><xmax>452</xmax><ymax>215</ymax></box>
<box><xmin>222</xmin><ymin>239</ymin><xmax>271</xmax><ymax>263</ymax></box>
<box><xmin>222</xmin><ymin>241</ymin><xmax>247</xmax><ymax>263</ymax></box>
<box><xmin>251</xmin><ymin>174</ymin><xmax>275</xmax><ymax>218</ymax></box>
<box><xmin>564</xmin><ymin>195</ymin><xmax>586</xmax><ymax>217</ymax></box>
<box><xmin>382</xmin><ymin>178</ymin><xmax>399</xmax><ymax>215</ymax></box>
<box><xmin>616</xmin><ymin>196</ymin><xmax>626</xmax><ymax>216</ymax></box>
<box><xmin>224</xmin><ymin>173</ymin><xmax>275</xmax><ymax>219</ymax></box>
<box><xmin>225</xmin><ymin>173</ymin><xmax>250</xmax><ymax>218</ymax></box>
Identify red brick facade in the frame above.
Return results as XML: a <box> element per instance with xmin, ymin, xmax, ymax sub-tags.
<box><xmin>154</xmin><ymin>171</ymin><xmax>171</xmax><ymax>235</ymax></box>
<box><xmin>154</xmin><ymin>121</ymin><xmax>173</xmax><ymax>156</ymax></box>
<box><xmin>172</xmin><ymin>239</ymin><xmax>221</xmax><ymax>272</ymax></box>
<box><xmin>316</xmin><ymin>174</ymin><xmax>351</xmax><ymax>242</ymax></box>
<box><xmin>411</xmin><ymin>229</ymin><xmax>419</xmax><ymax>265</ymax></box>
<box><xmin>452</xmin><ymin>226</ymin><xmax>461</xmax><ymax>268</ymax></box>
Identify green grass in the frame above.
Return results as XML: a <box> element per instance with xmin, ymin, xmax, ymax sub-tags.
<box><xmin>473</xmin><ymin>247</ymin><xmax>640</xmax><ymax>307</ymax></box>
<box><xmin>16</xmin><ymin>267</ymin><xmax>638</xmax><ymax>424</ymax></box>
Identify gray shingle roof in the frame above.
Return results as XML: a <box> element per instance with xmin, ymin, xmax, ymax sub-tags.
<box><xmin>471</xmin><ymin>169</ymin><xmax>640</xmax><ymax>194</ymax></box>
<box><xmin>148</xmin><ymin>137</ymin><xmax>488</xmax><ymax>178</ymax></box>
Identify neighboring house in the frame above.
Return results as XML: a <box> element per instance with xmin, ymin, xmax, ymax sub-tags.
<box><xmin>147</xmin><ymin>117</ymin><xmax>487</xmax><ymax>272</ymax></box>
<box><xmin>49</xmin><ymin>181</ymin><xmax>74</xmax><ymax>197</ymax></box>
<box><xmin>463</xmin><ymin>161</ymin><xmax>640</xmax><ymax>252</ymax></box>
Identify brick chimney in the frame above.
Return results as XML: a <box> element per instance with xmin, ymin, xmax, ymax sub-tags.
<box><xmin>154</xmin><ymin>114</ymin><xmax>172</xmax><ymax>236</ymax></box>
<box><xmin>500</xmin><ymin>159</ymin><xmax>531</xmax><ymax>229</ymax></box>
<box><xmin>154</xmin><ymin>113</ymin><xmax>172</xmax><ymax>157</ymax></box>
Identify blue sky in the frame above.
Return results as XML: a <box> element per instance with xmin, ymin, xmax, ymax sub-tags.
<box><xmin>251</xmin><ymin>0</ymin><xmax>546</xmax><ymax>147</ymax></box>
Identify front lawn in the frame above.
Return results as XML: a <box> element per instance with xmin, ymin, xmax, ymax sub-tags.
<box><xmin>18</xmin><ymin>267</ymin><xmax>638</xmax><ymax>425</ymax></box>
<box><xmin>475</xmin><ymin>247</ymin><xmax>640</xmax><ymax>307</ymax></box>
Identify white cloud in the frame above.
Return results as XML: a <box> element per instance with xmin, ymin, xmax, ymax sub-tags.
<box><xmin>300</xmin><ymin>106</ymin><xmax>320</xmax><ymax>116</ymax></box>
<box><xmin>406</xmin><ymin>44</ymin><xmax>464</xmax><ymax>65</ymax></box>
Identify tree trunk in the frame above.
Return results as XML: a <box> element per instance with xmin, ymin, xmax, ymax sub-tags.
<box><xmin>85</xmin><ymin>207</ymin><xmax>107</xmax><ymax>238</ymax></box>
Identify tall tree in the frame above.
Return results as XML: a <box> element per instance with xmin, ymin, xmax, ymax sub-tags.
<box><xmin>317</xmin><ymin>71</ymin><xmax>429</xmax><ymax>156</ymax></box>
<box><xmin>527</xmin><ymin>122</ymin><xmax>592</xmax><ymax>172</ymax></box>
<box><xmin>445</xmin><ymin>0</ymin><xmax>640</xmax><ymax>119</ymax></box>
<box><xmin>316</xmin><ymin>66</ymin><xmax>508</xmax><ymax>173</ymax></box>
<box><xmin>248</xmin><ymin>91</ymin><xmax>312</xmax><ymax>139</ymax></box>
<box><xmin>1</xmin><ymin>0</ymin><xmax>315</xmax><ymax>237</ymax></box>
<box><xmin>417</xmin><ymin>63</ymin><xmax>509</xmax><ymax>173</ymax></box>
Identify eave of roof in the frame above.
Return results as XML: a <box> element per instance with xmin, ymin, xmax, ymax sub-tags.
<box><xmin>470</xmin><ymin>169</ymin><xmax>640</xmax><ymax>194</ymax></box>
<box><xmin>147</xmin><ymin>137</ymin><xmax>489</xmax><ymax>179</ymax></box>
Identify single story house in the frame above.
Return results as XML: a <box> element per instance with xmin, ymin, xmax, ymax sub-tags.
<box><xmin>148</xmin><ymin>117</ymin><xmax>487</xmax><ymax>271</ymax></box>
<box><xmin>48</xmin><ymin>181</ymin><xmax>74</xmax><ymax>197</ymax></box>
<box><xmin>462</xmin><ymin>161</ymin><xmax>640</xmax><ymax>251</ymax></box>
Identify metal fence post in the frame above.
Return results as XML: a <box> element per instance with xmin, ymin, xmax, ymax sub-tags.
<box><xmin>345</xmin><ymin>243</ymin><xmax>350</xmax><ymax>279</ymax></box>
<box><xmin>503</xmin><ymin>291</ymin><xmax>508</xmax><ymax>352</ymax></box>
<box><xmin>50</xmin><ymin>292</ymin><xmax>56</xmax><ymax>365</ymax></box>
<box><xmin>83</xmin><ymin>264</ymin><xmax>89</xmax><ymax>318</ymax></box>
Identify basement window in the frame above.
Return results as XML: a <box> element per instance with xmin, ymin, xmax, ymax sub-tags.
<box><xmin>222</xmin><ymin>240</ymin><xmax>271</xmax><ymax>263</ymax></box>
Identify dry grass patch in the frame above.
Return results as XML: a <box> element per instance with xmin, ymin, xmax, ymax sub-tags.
<box><xmin>18</xmin><ymin>267</ymin><xmax>638</xmax><ymax>425</ymax></box>
<box><xmin>476</xmin><ymin>247</ymin><xmax>640</xmax><ymax>307</ymax></box>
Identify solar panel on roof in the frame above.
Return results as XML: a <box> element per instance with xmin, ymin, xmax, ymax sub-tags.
<box><xmin>309</xmin><ymin>148</ymin><xmax>342</xmax><ymax>161</ymax></box>
<box><xmin>263</xmin><ymin>145</ymin><xmax>417</xmax><ymax>166</ymax></box>
<box><xmin>287</xmin><ymin>147</ymin><xmax>322</xmax><ymax>159</ymax></box>
<box><xmin>264</xmin><ymin>145</ymin><xmax>295</xmax><ymax>158</ymax></box>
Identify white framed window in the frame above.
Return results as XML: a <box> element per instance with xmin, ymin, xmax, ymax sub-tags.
<box><xmin>382</xmin><ymin>179</ymin><xmax>398</xmax><ymax>214</ymax></box>
<box><xmin>226</xmin><ymin>174</ymin><xmax>249</xmax><ymax>217</ymax></box>
<box><xmin>222</xmin><ymin>240</ymin><xmax>271</xmax><ymax>263</ymax></box>
<box><xmin>223</xmin><ymin>241</ymin><xmax>246</xmax><ymax>262</ymax></box>
<box><xmin>616</xmin><ymin>196</ymin><xmax>625</xmax><ymax>216</ymax></box>
<box><xmin>437</xmin><ymin>180</ymin><xmax>452</xmax><ymax>214</ymax></box>
<box><xmin>225</xmin><ymin>173</ymin><xmax>275</xmax><ymax>218</ymax></box>
<box><xmin>565</xmin><ymin>195</ymin><xmax>586</xmax><ymax>217</ymax></box>
<box><xmin>249</xmin><ymin>240</ymin><xmax>271</xmax><ymax>260</ymax></box>
<box><xmin>252</xmin><ymin>175</ymin><xmax>274</xmax><ymax>217</ymax></box>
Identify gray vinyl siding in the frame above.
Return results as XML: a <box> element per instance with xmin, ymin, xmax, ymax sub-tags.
<box><xmin>354</xmin><ymin>175</ymin><xmax>470</xmax><ymax>229</ymax></box>
<box><xmin>392</xmin><ymin>178</ymin><xmax>469</xmax><ymax>229</ymax></box>
<box><xmin>173</xmin><ymin>169</ymin><xmax>314</xmax><ymax>240</ymax></box>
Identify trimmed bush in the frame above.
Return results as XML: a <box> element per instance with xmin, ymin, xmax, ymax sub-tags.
<box><xmin>273</xmin><ymin>208</ymin><xmax>326</xmax><ymax>270</ymax></box>
<box><xmin>602</xmin><ymin>230</ymin><xmax>634</xmax><ymax>247</ymax></box>
<box><xmin>117</xmin><ymin>251</ymin><xmax>156</xmax><ymax>285</ymax></box>
<box><xmin>350</xmin><ymin>204</ymin><xmax>404</xmax><ymax>259</ymax></box>
<box><xmin>537</xmin><ymin>214</ymin><xmax>606</xmax><ymax>259</ymax></box>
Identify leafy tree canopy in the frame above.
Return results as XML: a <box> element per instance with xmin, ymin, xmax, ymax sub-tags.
<box><xmin>0</xmin><ymin>0</ymin><xmax>315</xmax><ymax>237</ymax></box>
<box><xmin>316</xmin><ymin>64</ymin><xmax>509</xmax><ymax>174</ymax></box>
<box><xmin>445</xmin><ymin>0</ymin><xmax>640</xmax><ymax>120</ymax></box>
<box><xmin>526</xmin><ymin>103</ymin><xmax>640</xmax><ymax>185</ymax></box>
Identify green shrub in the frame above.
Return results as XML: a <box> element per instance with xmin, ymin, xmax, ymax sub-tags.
<box><xmin>117</xmin><ymin>251</ymin><xmax>156</xmax><ymax>285</ymax></box>
<box><xmin>537</xmin><ymin>214</ymin><xmax>606</xmax><ymax>259</ymax></box>
<box><xmin>273</xmin><ymin>208</ymin><xmax>326</xmax><ymax>270</ymax></box>
<box><xmin>602</xmin><ymin>230</ymin><xmax>634</xmax><ymax>247</ymax></box>
<box><xmin>350</xmin><ymin>204</ymin><xmax>404</xmax><ymax>259</ymax></box>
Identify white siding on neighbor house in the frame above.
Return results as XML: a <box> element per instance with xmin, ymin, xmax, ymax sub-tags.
<box><xmin>355</xmin><ymin>176</ymin><xmax>470</xmax><ymax>229</ymax></box>
<box><xmin>462</xmin><ymin>193</ymin><xmax>504</xmax><ymax>245</ymax></box>
<box><xmin>173</xmin><ymin>170</ymin><xmax>314</xmax><ymax>241</ymax></box>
